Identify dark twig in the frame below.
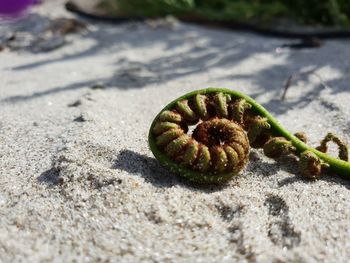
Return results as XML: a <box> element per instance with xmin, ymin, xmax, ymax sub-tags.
<box><xmin>281</xmin><ymin>68</ymin><xmax>330</xmax><ymax>100</ymax></box>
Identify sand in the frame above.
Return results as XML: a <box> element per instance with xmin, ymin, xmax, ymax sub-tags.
<box><xmin>1</xmin><ymin>1</ymin><xmax>350</xmax><ymax>262</ymax></box>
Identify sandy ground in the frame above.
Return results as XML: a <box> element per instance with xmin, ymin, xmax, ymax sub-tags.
<box><xmin>1</xmin><ymin>1</ymin><xmax>350</xmax><ymax>262</ymax></box>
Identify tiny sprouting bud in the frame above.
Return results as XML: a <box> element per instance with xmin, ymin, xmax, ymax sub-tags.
<box><xmin>263</xmin><ymin>137</ymin><xmax>296</xmax><ymax>159</ymax></box>
<box><xmin>294</xmin><ymin>132</ymin><xmax>307</xmax><ymax>143</ymax></box>
<box><xmin>316</xmin><ymin>133</ymin><xmax>349</xmax><ymax>161</ymax></box>
<box><xmin>299</xmin><ymin>151</ymin><xmax>322</xmax><ymax>179</ymax></box>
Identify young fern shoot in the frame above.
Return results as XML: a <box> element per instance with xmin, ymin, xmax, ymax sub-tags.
<box><xmin>148</xmin><ymin>88</ymin><xmax>350</xmax><ymax>183</ymax></box>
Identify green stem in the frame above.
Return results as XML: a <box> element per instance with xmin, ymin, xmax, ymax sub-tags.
<box><xmin>199</xmin><ymin>88</ymin><xmax>350</xmax><ymax>177</ymax></box>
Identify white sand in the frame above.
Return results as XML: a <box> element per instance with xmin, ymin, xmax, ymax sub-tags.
<box><xmin>1</xmin><ymin>1</ymin><xmax>350</xmax><ymax>262</ymax></box>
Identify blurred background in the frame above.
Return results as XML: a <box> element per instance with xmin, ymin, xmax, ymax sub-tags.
<box><xmin>98</xmin><ymin>0</ymin><xmax>350</xmax><ymax>28</ymax></box>
<box><xmin>1</xmin><ymin>0</ymin><xmax>350</xmax><ymax>29</ymax></box>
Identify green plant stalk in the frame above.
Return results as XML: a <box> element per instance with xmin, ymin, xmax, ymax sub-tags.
<box><xmin>149</xmin><ymin>88</ymin><xmax>350</xmax><ymax>179</ymax></box>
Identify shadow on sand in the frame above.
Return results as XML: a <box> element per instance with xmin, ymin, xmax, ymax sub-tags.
<box><xmin>2</xmin><ymin>12</ymin><xmax>349</xmax><ymax>115</ymax></box>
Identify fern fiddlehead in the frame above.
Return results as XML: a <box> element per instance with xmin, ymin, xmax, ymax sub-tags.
<box><xmin>148</xmin><ymin>88</ymin><xmax>350</xmax><ymax>183</ymax></box>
